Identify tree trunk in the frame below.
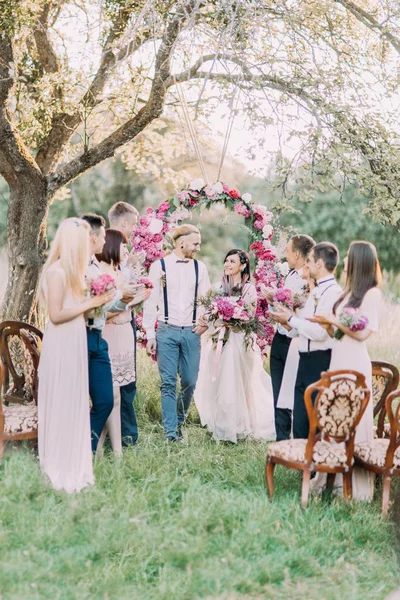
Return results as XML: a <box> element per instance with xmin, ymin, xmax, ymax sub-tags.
<box><xmin>1</xmin><ymin>174</ymin><xmax>49</xmax><ymax>324</ymax></box>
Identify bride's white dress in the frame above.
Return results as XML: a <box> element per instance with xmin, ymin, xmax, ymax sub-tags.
<box><xmin>194</xmin><ymin>283</ymin><xmax>276</xmax><ymax>442</ymax></box>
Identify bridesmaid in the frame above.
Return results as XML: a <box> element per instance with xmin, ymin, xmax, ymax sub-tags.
<box><xmin>310</xmin><ymin>240</ymin><xmax>382</xmax><ymax>500</ymax></box>
<box><xmin>38</xmin><ymin>218</ymin><xmax>115</xmax><ymax>493</ymax></box>
<box><xmin>96</xmin><ymin>229</ymin><xmax>150</xmax><ymax>456</ymax></box>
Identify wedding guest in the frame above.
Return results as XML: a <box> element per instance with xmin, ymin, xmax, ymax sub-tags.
<box><xmin>96</xmin><ymin>229</ymin><xmax>150</xmax><ymax>456</ymax></box>
<box><xmin>37</xmin><ymin>218</ymin><xmax>114</xmax><ymax>493</ymax></box>
<box><xmin>82</xmin><ymin>213</ymin><xmax>136</xmax><ymax>452</ymax></box>
<box><xmin>271</xmin><ymin>242</ymin><xmax>342</xmax><ymax>439</ymax></box>
<box><xmin>194</xmin><ymin>250</ymin><xmax>275</xmax><ymax>442</ymax></box>
<box><xmin>310</xmin><ymin>241</ymin><xmax>382</xmax><ymax>500</ymax></box>
<box><xmin>261</xmin><ymin>235</ymin><xmax>315</xmax><ymax>440</ymax></box>
<box><xmin>108</xmin><ymin>201</ymin><xmax>143</xmax><ymax>446</ymax></box>
<box><xmin>143</xmin><ymin>224</ymin><xmax>211</xmax><ymax>441</ymax></box>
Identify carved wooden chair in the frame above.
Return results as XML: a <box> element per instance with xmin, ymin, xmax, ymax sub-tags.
<box><xmin>371</xmin><ymin>361</ymin><xmax>399</xmax><ymax>439</ymax></box>
<box><xmin>355</xmin><ymin>390</ymin><xmax>400</xmax><ymax>516</ymax></box>
<box><xmin>0</xmin><ymin>321</ymin><xmax>43</xmax><ymax>459</ymax></box>
<box><xmin>266</xmin><ymin>370</ymin><xmax>370</xmax><ymax>508</ymax></box>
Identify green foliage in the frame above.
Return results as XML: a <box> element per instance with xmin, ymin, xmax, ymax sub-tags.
<box><xmin>278</xmin><ymin>186</ymin><xmax>400</xmax><ymax>273</ymax></box>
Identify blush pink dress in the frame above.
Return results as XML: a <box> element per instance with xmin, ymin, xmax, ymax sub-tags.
<box><xmin>38</xmin><ymin>263</ymin><xmax>94</xmax><ymax>493</ymax></box>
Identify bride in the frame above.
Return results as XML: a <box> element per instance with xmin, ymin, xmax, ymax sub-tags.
<box><xmin>194</xmin><ymin>249</ymin><xmax>276</xmax><ymax>442</ymax></box>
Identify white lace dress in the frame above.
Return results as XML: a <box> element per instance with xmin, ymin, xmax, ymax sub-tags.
<box><xmin>194</xmin><ymin>283</ymin><xmax>276</xmax><ymax>443</ymax></box>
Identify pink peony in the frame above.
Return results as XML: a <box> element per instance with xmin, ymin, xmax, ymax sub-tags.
<box><xmin>90</xmin><ymin>273</ymin><xmax>116</xmax><ymax>295</ymax></box>
<box><xmin>157</xmin><ymin>201</ymin><xmax>171</xmax><ymax>213</ymax></box>
<box><xmin>138</xmin><ymin>277</ymin><xmax>154</xmax><ymax>289</ymax></box>
<box><xmin>228</xmin><ymin>188</ymin><xmax>241</xmax><ymax>199</ymax></box>
<box><xmin>146</xmin><ymin>207</ymin><xmax>155</xmax><ymax>215</ymax></box>
<box><xmin>253</xmin><ymin>220</ymin><xmax>263</xmax><ymax>230</ymax></box>
<box><xmin>139</xmin><ymin>216</ymin><xmax>150</xmax><ymax>227</ymax></box>
<box><xmin>177</xmin><ymin>190</ymin><xmax>190</xmax><ymax>203</ymax></box>
<box><xmin>234</xmin><ymin>202</ymin><xmax>252</xmax><ymax>218</ymax></box>
<box><xmin>204</xmin><ymin>184</ymin><xmax>217</xmax><ymax>199</ymax></box>
<box><xmin>215</xmin><ymin>297</ymin><xmax>236</xmax><ymax>321</ymax></box>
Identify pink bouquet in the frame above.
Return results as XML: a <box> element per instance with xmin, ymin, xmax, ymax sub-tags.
<box><xmin>200</xmin><ymin>291</ymin><xmax>264</xmax><ymax>350</ymax></box>
<box><xmin>335</xmin><ymin>307</ymin><xmax>369</xmax><ymax>340</ymax></box>
<box><xmin>273</xmin><ymin>286</ymin><xmax>308</xmax><ymax>310</ymax></box>
<box><xmin>89</xmin><ymin>273</ymin><xmax>117</xmax><ymax>316</ymax></box>
<box><xmin>138</xmin><ymin>277</ymin><xmax>154</xmax><ymax>290</ymax></box>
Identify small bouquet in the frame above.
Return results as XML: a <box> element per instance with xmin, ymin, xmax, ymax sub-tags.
<box><xmin>199</xmin><ymin>291</ymin><xmax>264</xmax><ymax>350</ymax></box>
<box><xmin>335</xmin><ymin>307</ymin><xmax>369</xmax><ymax>340</ymax></box>
<box><xmin>138</xmin><ymin>277</ymin><xmax>154</xmax><ymax>290</ymax></box>
<box><xmin>273</xmin><ymin>286</ymin><xmax>308</xmax><ymax>311</ymax></box>
<box><xmin>88</xmin><ymin>273</ymin><xmax>117</xmax><ymax>317</ymax></box>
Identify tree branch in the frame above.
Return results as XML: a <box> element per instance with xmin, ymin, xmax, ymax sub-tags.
<box><xmin>335</xmin><ymin>0</ymin><xmax>400</xmax><ymax>55</ymax></box>
<box><xmin>33</xmin><ymin>3</ymin><xmax>61</xmax><ymax>74</ymax></box>
<box><xmin>47</xmin><ymin>0</ymin><xmax>200</xmax><ymax>194</ymax></box>
<box><xmin>35</xmin><ymin>5</ymin><xmax>148</xmax><ymax>174</ymax></box>
<box><xmin>0</xmin><ymin>33</ymin><xmax>41</xmax><ymax>186</ymax></box>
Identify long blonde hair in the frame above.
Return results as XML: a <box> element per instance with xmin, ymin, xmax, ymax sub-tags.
<box><xmin>38</xmin><ymin>218</ymin><xmax>91</xmax><ymax>305</ymax></box>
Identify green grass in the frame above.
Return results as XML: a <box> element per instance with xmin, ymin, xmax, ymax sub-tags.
<box><xmin>1</xmin><ymin>310</ymin><xmax>400</xmax><ymax>600</ymax></box>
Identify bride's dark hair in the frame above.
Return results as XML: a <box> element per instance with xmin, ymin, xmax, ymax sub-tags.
<box><xmin>222</xmin><ymin>249</ymin><xmax>251</xmax><ymax>294</ymax></box>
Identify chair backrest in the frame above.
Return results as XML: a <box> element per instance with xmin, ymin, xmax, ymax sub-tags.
<box><xmin>384</xmin><ymin>390</ymin><xmax>400</xmax><ymax>469</ymax></box>
<box><xmin>304</xmin><ymin>370</ymin><xmax>370</xmax><ymax>448</ymax></box>
<box><xmin>0</xmin><ymin>321</ymin><xmax>43</xmax><ymax>405</ymax></box>
<box><xmin>372</xmin><ymin>361</ymin><xmax>399</xmax><ymax>437</ymax></box>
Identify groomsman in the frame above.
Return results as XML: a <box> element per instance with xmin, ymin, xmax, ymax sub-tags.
<box><xmin>143</xmin><ymin>224</ymin><xmax>211</xmax><ymax>441</ymax></box>
<box><xmin>272</xmin><ymin>242</ymin><xmax>342</xmax><ymax>439</ymax></box>
<box><xmin>82</xmin><ymin>213</ymin><xmax>136</xmax><ymax>451</ymax></box>
<box><xmin>262</xmin><ymin>234</ymin><xmax>315</xmax><ymax>440</ymax></box>
<box><xmin>108</xmin><ymin>201</ymin><xmax>140</xmax><ymax>446</ymax></box>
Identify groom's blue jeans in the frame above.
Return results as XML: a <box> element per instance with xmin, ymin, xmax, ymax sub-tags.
<box><xmin>156</xmin><ymin>322</ymin><xmax>201</xmax><ymax>438</ymax></box>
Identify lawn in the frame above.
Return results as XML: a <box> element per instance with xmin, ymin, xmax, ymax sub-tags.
<box><xmin>1</xmin><ymin>299</ymin><xmax>400</xmax><ymax>599</ymax></box>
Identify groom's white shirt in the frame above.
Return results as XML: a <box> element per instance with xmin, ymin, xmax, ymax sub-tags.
<box><xmin>277</xmin><ymin>267</ymin><xmax>307</xmax><ymax>336</ymax></box>
<box><xmin>143</xmin><ymin>251</ymin><xmax>211</xmax><ymax>339</ymax></box>
<box><xmin>288</xmin><ymin>276</ymin><xmax>342</xmax><ymax>353</ymax></box>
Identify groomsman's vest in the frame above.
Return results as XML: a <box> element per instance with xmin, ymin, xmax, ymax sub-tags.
<box><xmin>160</xmin><ymin>258</ymin><xmax>199</xmax><ymax>326</ymax></box>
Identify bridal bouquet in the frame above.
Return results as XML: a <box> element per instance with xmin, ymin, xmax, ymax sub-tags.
<box><xmin>335</xmin><ymin>307</ymin><xmax>369</xmax><ymax>340</ymax></box>
<box><xmin>88</xmin><ymin>273</ymin><xmax>117</xmax><ymax>316</ymax></box>
<box><xmin>137</xmin><ymin>276</ymin><xmax>154</xmax><ymax>290</ymax></box>
<box><xmin>199</xmin><ymin>291</ymin><xmax>264</xmax><ymax>350</ymax></box>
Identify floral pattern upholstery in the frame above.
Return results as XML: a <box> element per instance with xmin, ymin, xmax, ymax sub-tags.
<box><xmin>317</xmin><ymin>379</ymin><xmax>367</xmax><ymax>439</ymax></box>
<box><xmin>268</xmin><ymin>439</ymin><xmax>351</xmax><ymax>470</ymax></box>
<box><xmin>354</xmin><ymin>439</ymin><xmax>400</xmax><ymax>469</ymax></box>
<box><xmin>2</xmin><ymin>403</ymin><xmax>38</xmax><ymax>435</ymax></box>
<box><xmin>372</xmin><ymin>374</ymin><xmax>388</xmax><ymax>410</ymax></box>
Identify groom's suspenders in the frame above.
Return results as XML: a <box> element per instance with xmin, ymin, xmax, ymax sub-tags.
<box><xmin>160</xmin><ymin>258</ymin><xmax>199</xmax><ymax>326</ymax></box>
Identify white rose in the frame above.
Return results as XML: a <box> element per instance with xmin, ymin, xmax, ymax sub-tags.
<box><xmin>213</xmin><ymin>181</ymin><xmax>223</xmax><ymax>194</ymax></box>
<box><xmin>279</xmin><ymin>262</ymin><xmax>290</xmax><ymax>276</ymax></box>
<box><xmin>262</xmin><ymin>224</ymin><xmax>273</xmax><ymax>239</ymax></box>
<box><xmin>189</xmin><ymin>178</ymin><xmax>205</xmax><ymax>191</ymax></box>
<box><xmin>242</xmin><ymin>192</ymin><xmax>252</xmax><ymax>202</ymax></box>
<box><xmin>148</xmin><ymin>218</ymin><xmax>164</xmax><ymax>234</ymax></box>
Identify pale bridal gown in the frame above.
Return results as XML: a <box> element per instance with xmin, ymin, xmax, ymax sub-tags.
<box><xmin>38</xmin><ymin>263</ymin><xmax>94</xmax><ymax>493</ymax></box>
<box><xmin>194</xmin><ymin>282</ymin><xmax>276</xmax><ymax>443</ymax></box>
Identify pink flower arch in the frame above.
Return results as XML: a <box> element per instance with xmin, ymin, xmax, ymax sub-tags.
<box><xmin>132</xmin><ymin>179</ymin><xmax>286</xmax><ymax>355</ymax></box>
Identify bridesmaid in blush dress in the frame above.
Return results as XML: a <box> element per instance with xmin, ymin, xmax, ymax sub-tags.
<box><xmin>95</xmin><ymin>229</ymin><xmax>150</xmax><ymax>456</ymax></box>
<box><xmin>37</xmin><ymin>218</ymin><xmax>115</xmax><ymax>493</ymax></box>
<box><xmin>310</xmin><ymin>241</ymin><xmax>382</xmax><ymax>500</ymax></box>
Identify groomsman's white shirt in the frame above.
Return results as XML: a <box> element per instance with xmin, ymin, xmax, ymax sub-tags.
<box><xmin>288</xmin><ymin>276</ymin><xmax>342</xmax><ymax>353</ymax></box>
<box><xmin>277</xmin><ymin>268</ymin><xmax>307</xmax><ymax>336</ymax></box>
<box><xmin>143</xmin><ymin>251</ymin><xmax>211</xmax><ymax>339</ymax></box>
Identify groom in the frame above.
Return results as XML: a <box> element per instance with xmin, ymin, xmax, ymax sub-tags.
<box><xmin>271</xmin><ymin>242</ymin><xmax>342</xmax><ymax>439</ymax></box>
<box><xmin>262</xmin><ymin>234</ymin><xmax>315</xmax><ymax>440</ymax></box>
<box><xmin>143</xmin><ymin>224</ymin><xmax>211</xmax><ymax>441</ymax></box>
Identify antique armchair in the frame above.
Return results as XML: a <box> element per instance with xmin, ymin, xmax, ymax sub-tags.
<box><xmin>266</xmin><ymin>370</ymin><xmax>370</xmax><ymax>508</ymax></box>
<box><xmin>354</xmin><ymin>389</ymin><xmax>400</xmax><ymax>516</ymax></box>
<box><xmin>0</xmin><ymin>321</ymin><xmax>43</xmax><ymax>459</ymax></box>
<box><xmin>371</xmin><ymin>361</ymin><xmax>399</xmax><ymax>439</ymax></box>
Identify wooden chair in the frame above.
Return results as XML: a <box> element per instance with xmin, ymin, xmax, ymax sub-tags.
<box><xmin>372</xmin><ymin>361</ymin><xmax>399</xmax><ymax>438</ymax></box>
<box><xmin>0</xmin><ymin>321</ymin><xmax>43</xmax><ymax>459</ymax></box>
<box><xmin>354</xmin><ymin>390</ymin><xmax>400</xmax><ymax>516</ymax></box>
<box><xmin>266</xmin><ymin>370</ymin><xmax>370</xmax><ymax>508</ymax></box>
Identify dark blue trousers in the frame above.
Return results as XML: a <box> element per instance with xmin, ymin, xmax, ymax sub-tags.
<box><xmin>87</xmin><ymin>328</ymin><xmax>114</xmax><ymax>452</ymax></box>
<box><xmin>270</xmin><ymin>332</ymin><xmax>293</xmax><ymax>441</ymax></box>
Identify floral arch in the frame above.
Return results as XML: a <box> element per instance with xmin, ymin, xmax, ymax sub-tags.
<box><xmin>132</xmin><ymin>179</ymin><xmax>288</xmax><ymax>354</ymax></box>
